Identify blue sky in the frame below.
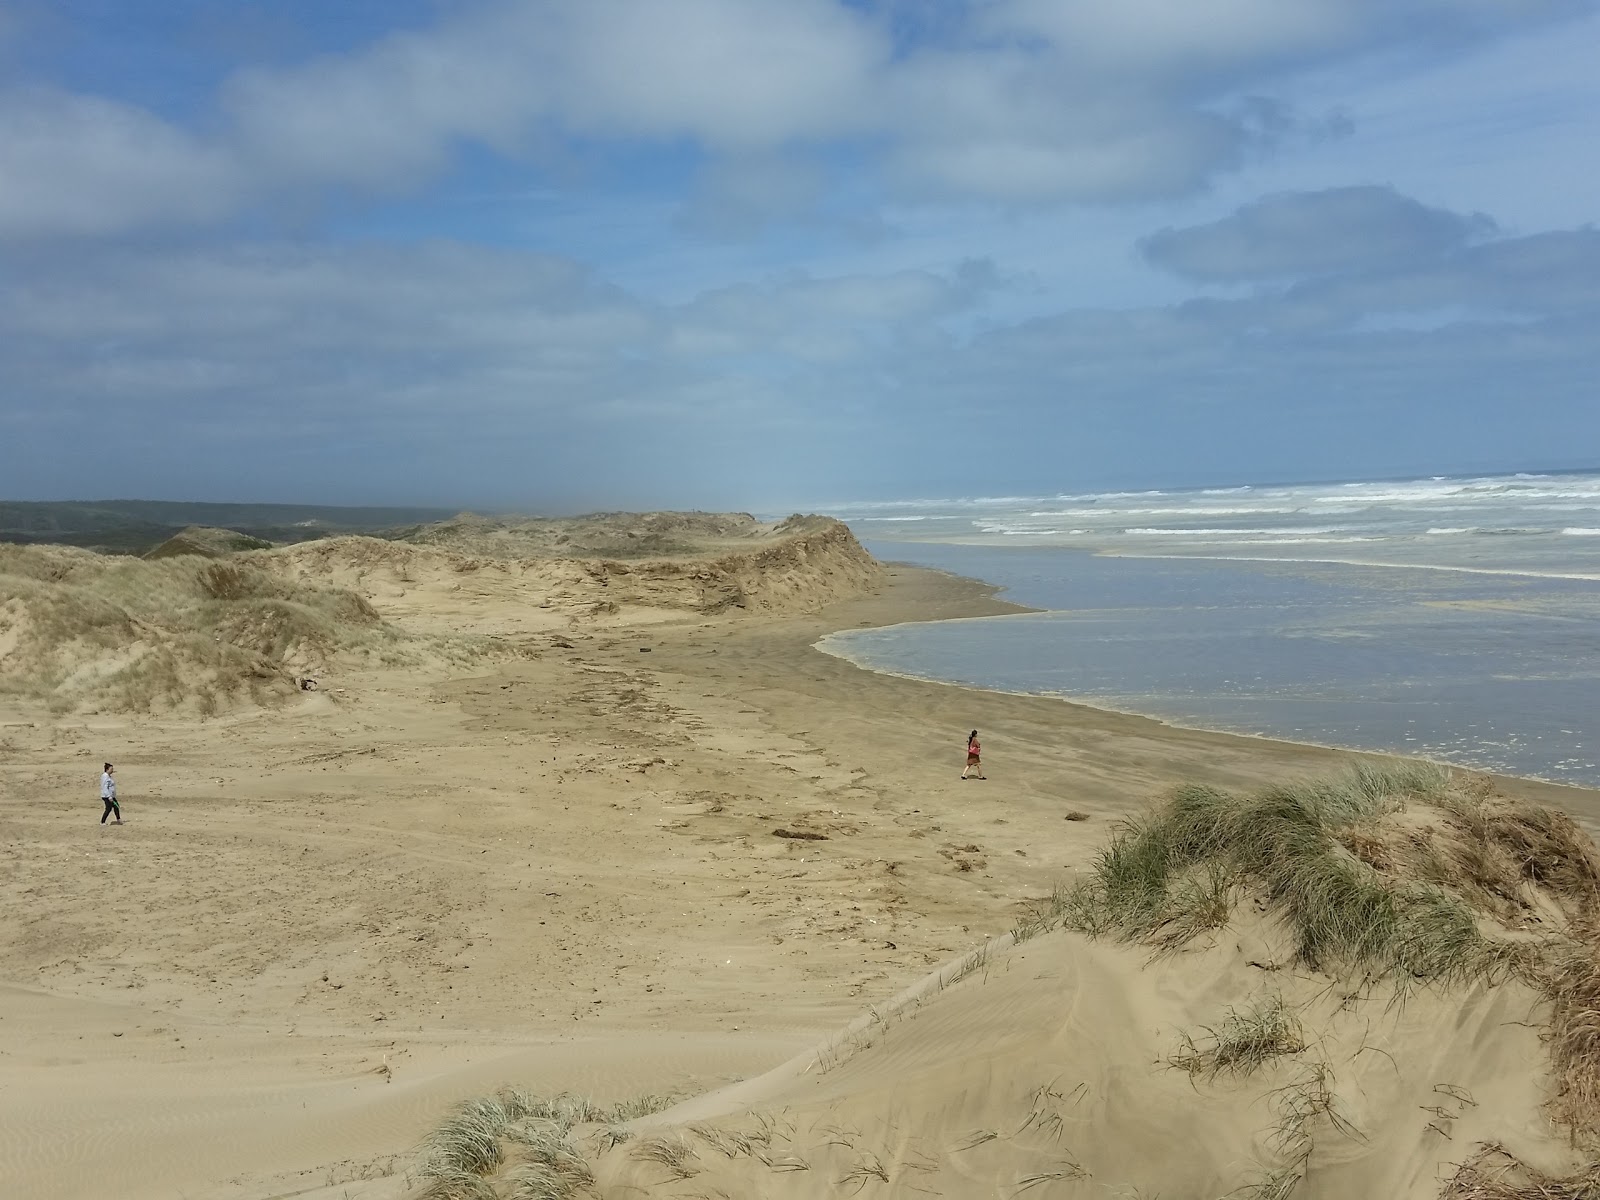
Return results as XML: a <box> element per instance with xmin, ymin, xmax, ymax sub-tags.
<box><xmin>1</xmin><ymin>0</ymin><xmax>1597</xmax><ymax>511</ymax></box>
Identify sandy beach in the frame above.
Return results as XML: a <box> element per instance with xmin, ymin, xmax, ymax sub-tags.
<box><xmin>5</xmin><ymin>537</ymin><xmax>1600</xmax><ymax>1200</ymax></box>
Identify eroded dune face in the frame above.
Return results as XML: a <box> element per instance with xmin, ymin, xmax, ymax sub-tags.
<box><xmin>0</xmin><ymin>514</ymin><xmax>883</xmax><ymax>713</ymax></box>
<box><xmin>415</xmin><ymin>767</ymin><xmax>1600</xmax><ymax>1200</ymax></box>
<box><xmin>0</xmin><ymin>544</ymin><xmax>397</xmax><ymax>714</ymax></box>
<box><xmin>270</xmin><ymin>515</ymin><xmax>883</xmax><ymax>625</ymax></box>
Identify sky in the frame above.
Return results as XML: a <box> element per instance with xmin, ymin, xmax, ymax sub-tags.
<box><xmin>1</xmin><ymin>0</ymin><xmax>1597</xmax><ymax>512</ymax></box>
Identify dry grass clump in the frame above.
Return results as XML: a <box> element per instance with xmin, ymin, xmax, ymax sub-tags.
<box><xmin>1544</xmin><ymin>916</ymin><xmax>1600</xmax><ymax>1146</ymax></box>
<box><xmin>1335</xmin><ymin>778</ymin><xmax>1600</xmax><ymax>926</ymax></box>
<box><xmin>632</xmin><ymin>1133</ymin><xmax>700</xmax><ymax>1181</ymax></box>
<box><xmin>1442</xmin><ymin>1143</ymin><xmax>1600</xmax><ymax>1198</ymax></box>
<box><xmin>1169</xmin><ymin>994</ymin><xmax>1305</xmax><ymax>1079</ymax></box>
<box><xmin>417</xmin><ymin>1089</ymin><xmax>675</xmax><ymax>1200</ymax></box>
<box><xmin>0</xmin><ymin>542</ymin><xmax>470</xmax><ymax>714</ymax></box>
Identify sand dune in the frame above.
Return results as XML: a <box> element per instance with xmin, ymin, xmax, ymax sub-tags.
<box><xmin>5</xmin><ymin>518</ymin><xmax>1600</xmax><ymax>1200</ymax></box>
<box><xmin>0</xmin><ymin>514</ymin><xmax>875</xmax><ymax>715</ymax></box>
<box><xmin>588</xmin><ymin>931</ymin><xmax>1560</xmax><ymax>1198</ymax></box>
<box><xmin>414</xmin><ymin>768</ymin><xmax>1600</xmax><ymax>1198</ymax></box>
<box><xmin>0</xmin><ymin>543</ymin><xmax>402</xmax><ymax>714</ymax></box>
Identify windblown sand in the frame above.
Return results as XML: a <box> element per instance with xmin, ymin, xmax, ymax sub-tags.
<box><xmin>4</xmin><ymin>542</ymin><xmax>1598</xmax><ymax>1200</ymax></box>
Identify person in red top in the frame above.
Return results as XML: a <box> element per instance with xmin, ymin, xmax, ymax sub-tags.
<box><xmin>961</xmin><ymin>730</ymin><xmax>985</xmax><ymax>779</ymax></box>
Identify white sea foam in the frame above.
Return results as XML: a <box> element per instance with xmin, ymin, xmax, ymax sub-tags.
<box><xmin>1024</xmin><ymin>506</ymin><xmax>1301</xmax><ymax>518</ymax></box>
<box><xmin>1239</xmin><ymin>537</ymin><xmax>1383</xmax><ymax>545</ymax></box>
<box><xmin>1121</xmin><ymin>526</ymin><xmax>1352</xmax><ymax>537</ymax></box>
<box><xmin>835</xmin><ymin>471</ymin><xmax>1600</xmax><ymax>575</ymax></box>
<box><xmin>1110</xmin><ymin>553</ymin><xmax>1600</xmax><ymax>582</ymax></box>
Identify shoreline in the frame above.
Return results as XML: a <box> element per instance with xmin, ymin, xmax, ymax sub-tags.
<box><xmin>815</xmin><ymin>609</ymin><xmax>1600</xmax><ymax>797</ymax></box>
<box><xmin>826</xmin><ymin>554</ymin><xmax>1600</xmax><ymax>803</ymax></box>
<box><xmin>781</xmin><ymin>563</ymin><xmax>1600</xmax><ymax>818</ymax></box>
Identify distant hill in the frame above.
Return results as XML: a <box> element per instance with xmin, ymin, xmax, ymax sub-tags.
<box><xmin>142</xmin><ymin>526</ymin><xmax>277</xmax><ymax>559</ymax></box>
<box><xmin>0</xmin><ymin>500</ymin><xmax>458</xmax><ymax>555</ymax></box>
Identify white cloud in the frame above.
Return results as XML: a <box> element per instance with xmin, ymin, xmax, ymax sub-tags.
<box><xmin>2</xmin><ymin>208</ymin><xmax>1593</xmax><ymax>473</ymax></box>
<box><xmin>3</xmin><ymin>0</ymin><xmax>1593</xmax><ymax>237</ymax></box>
<box><xmin>0</xmin><ymin>88</ymin><xmax>238</xmax><ymax>237</ymax></box>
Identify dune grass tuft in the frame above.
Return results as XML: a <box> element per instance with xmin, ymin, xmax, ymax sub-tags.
<box><xmin>1169</xmin><ymin>994</ymin><xmax>1305</xmax><ymax>1079</ymax></box>
<box><xmin>1442</xmin><ymin>1143</ymin><xmax>1600</xmax><ymax>1198</ymax></box>
<box><xmin>1036</xmin><ymin>763</ymin><xmax>1530</xmax><ymax>986</ymax></box>
<box><xmin>632</xmin><ymin>1133</ymin><xmax>699</xmax><ymax>1181</ymax></box>
<box><xmin>417</xmin><ymin>1088</ymin><xmax>676</xmax><ymax>1199</ymax></box>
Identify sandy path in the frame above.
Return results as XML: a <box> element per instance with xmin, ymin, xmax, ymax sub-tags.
<box><xmin>4</xmin><ymin>564</ymin><xmax>1596</xmax><ymax>1198</ymax></box>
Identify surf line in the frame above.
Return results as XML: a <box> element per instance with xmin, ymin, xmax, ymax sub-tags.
<box><xmin>1103</xmin><ymin>552</ymin><xmax>1600</xmax><ymax>584</ymax></box>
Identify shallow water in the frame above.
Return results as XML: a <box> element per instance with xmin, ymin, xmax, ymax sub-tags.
<box><xmin>822</xmin><ymin>540</ymin><xmax>1600</xmax><ymax>788</ymax></box>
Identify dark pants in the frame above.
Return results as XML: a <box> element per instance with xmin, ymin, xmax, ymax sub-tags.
<box><xmin>101</xmin><ymin>798</ymin><xmax>120</xmax><ymax>823</ymax></box>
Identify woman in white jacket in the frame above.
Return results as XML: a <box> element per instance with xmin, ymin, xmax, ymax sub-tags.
<box><xmin>100</xmin><ymin>763</ymin><xmax>121</xmax><ymax>824</ymax></box>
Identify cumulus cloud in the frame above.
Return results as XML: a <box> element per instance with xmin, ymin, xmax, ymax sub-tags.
<box><xmin>2</xmin><ymin>0</ymin><xmax>1593</xmax><ymax>237</ymax></box>
<box><xmin>1142</xmin><ymin>186</ymin><xmax>1498</xmax><ymax>282</ymax></box>
<box><xmin>0</xmin><ymin>240</ymin><xmax>993</xmax><ymax>454</ymax></box>
<box><xmin>2</xmin><ymin>202</ymin><xmax>1595</xmax><ymax>502</ymax></box>
<box><xmin>0</xmin><ymin>88</ymin><xmax>238</xmax><ymax>237</ymax></box>
<box><xmin>1258</xmin><ymin>227</ymin><xmax>1600</xmax><ymax>329</ymax></box>
<box><xmin>1135</xmin><ymin>186</ymin><xmax>1600</xmax><ymax>336</ymax></box>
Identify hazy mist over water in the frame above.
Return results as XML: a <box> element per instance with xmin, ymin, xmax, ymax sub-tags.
<box><xmin>819</xmin><ymin>471</ymin><xmax>1600</xmax><ymax>787</ymax></box>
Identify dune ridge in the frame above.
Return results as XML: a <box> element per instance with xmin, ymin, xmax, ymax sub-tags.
<box><xmin>273</xmin><ymin>514</ymin><xmax>882</xmax><ymax>626</ymax></box>
<box><xmin>0</xmin><ymin>513</ymin><xmax>878</xmax><ymax>714</ymax></box>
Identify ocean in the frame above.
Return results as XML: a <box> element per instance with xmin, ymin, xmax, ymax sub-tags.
<box><xmin>815</xmin><ymin>471</ymin><xmax>1600</xmax><ymax>788</ymax></box>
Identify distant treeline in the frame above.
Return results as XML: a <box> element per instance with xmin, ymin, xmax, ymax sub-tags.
<box><xmin>0</xmin><ymin>500</ymin><xmax>458</xmax><ymax>555</ymax></box>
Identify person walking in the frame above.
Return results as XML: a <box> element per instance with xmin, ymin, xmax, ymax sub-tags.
<box><xmin>961</xmin><ymin>730</ymin><xmax>985</xmax><ymax>779</ymax></box>
<box><xmin>100</xmin><ymin>763</ymin><xmax>121</xmax><ymax>824</ymax></box>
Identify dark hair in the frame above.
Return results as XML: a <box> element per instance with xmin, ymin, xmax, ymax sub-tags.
<box><xmin>103</xmin><ymin>762</ymin><xmax>113</xmax><ymax>771</ymax></box>
<box><xmin>968</xmin><ymin>730</ymin><xmax>978</xmax><ymax>742</ymax></box>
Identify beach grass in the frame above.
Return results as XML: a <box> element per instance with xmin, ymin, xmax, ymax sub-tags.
<box><xmin>1025</xmin><ymin>759</ymin><xmax>1600</xmax><ymax>1181</ymax></box>
<box><xmin>0</xmin><ymin>542</ymin><xmax>495</xmax><ymax>713</ymax></box>
<box><xmin>1029</xmin><ymin>762</ymin><xmax>1535</xmax><ymax>986</ymax></box>
<box><xmin>417</xmin><ymin>1089</ymin><xmax>676</xmax><ymax>1199</ymax></box>
<box><xmin>1169</xmin><ymin>993</ymin><xmax>1305</xmax><ymax>1079</ymax></box>
<box><xmin>1443</xmin><ymin>1143</ymin><xmax>1600</xmax><ymax>1198</ymax></box>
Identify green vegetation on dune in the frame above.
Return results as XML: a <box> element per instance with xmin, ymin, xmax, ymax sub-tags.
<box><xmin>143</xmin><ymin>526</ymin><xmax>277</xmax><ymax>559</ymax></box>
<box><xmin>0</xmin><ymin>499</ymin><xmax>458</xmax><ymax>555</ymax></box>
<box><xmin>1027</xmin><ymin>762</ymin><xmax>1543</xmax><ymax>986</ymax></box>
<box><xmin>0</xmin><ymin>544</ymin><xmax>405</xmax><ymax>713</ymax></box>
<box><xmin>419</xmin><ymin>1090</ymin><xmax>676</xmax><ymax>1200</ymax></box>
<box><xmin>1021</xmin><ymin>762</ymin><xmax>1600</xmax><ymax>1185</ymax></box>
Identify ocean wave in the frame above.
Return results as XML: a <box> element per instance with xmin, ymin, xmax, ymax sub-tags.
<box><xmin>1563</xmin><ymin>528</ymin><xmax>1600</xmax><ymax>536</ymax></box>
<box><xmin>973</xmin><ymin>523</ymin><xmax>1089</xmax><ymax>536</ymax></box>
<box><xmin>1120</xmin><ymin>526</ymin><xmax>1353</xmax><ymax>537</ymax></box>
<box><xmin>1423</xmin><ymin>526</ymin><xmax>1554</xmax><ymax>536</ymax></box>
<box><xmin>1023</xmin><ymin>506</ymin><xmax>1302</xmax><ymax>519</ymax></box>
<box><xmin>829</xmin><ymin>471</ymin><xmax>1600</xmax><ymax>528</ymax></box>
<box><xmin>1240</xmin><ymin>537</ymin><xmax>1383</xmax><ymax>545</ymax></box>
